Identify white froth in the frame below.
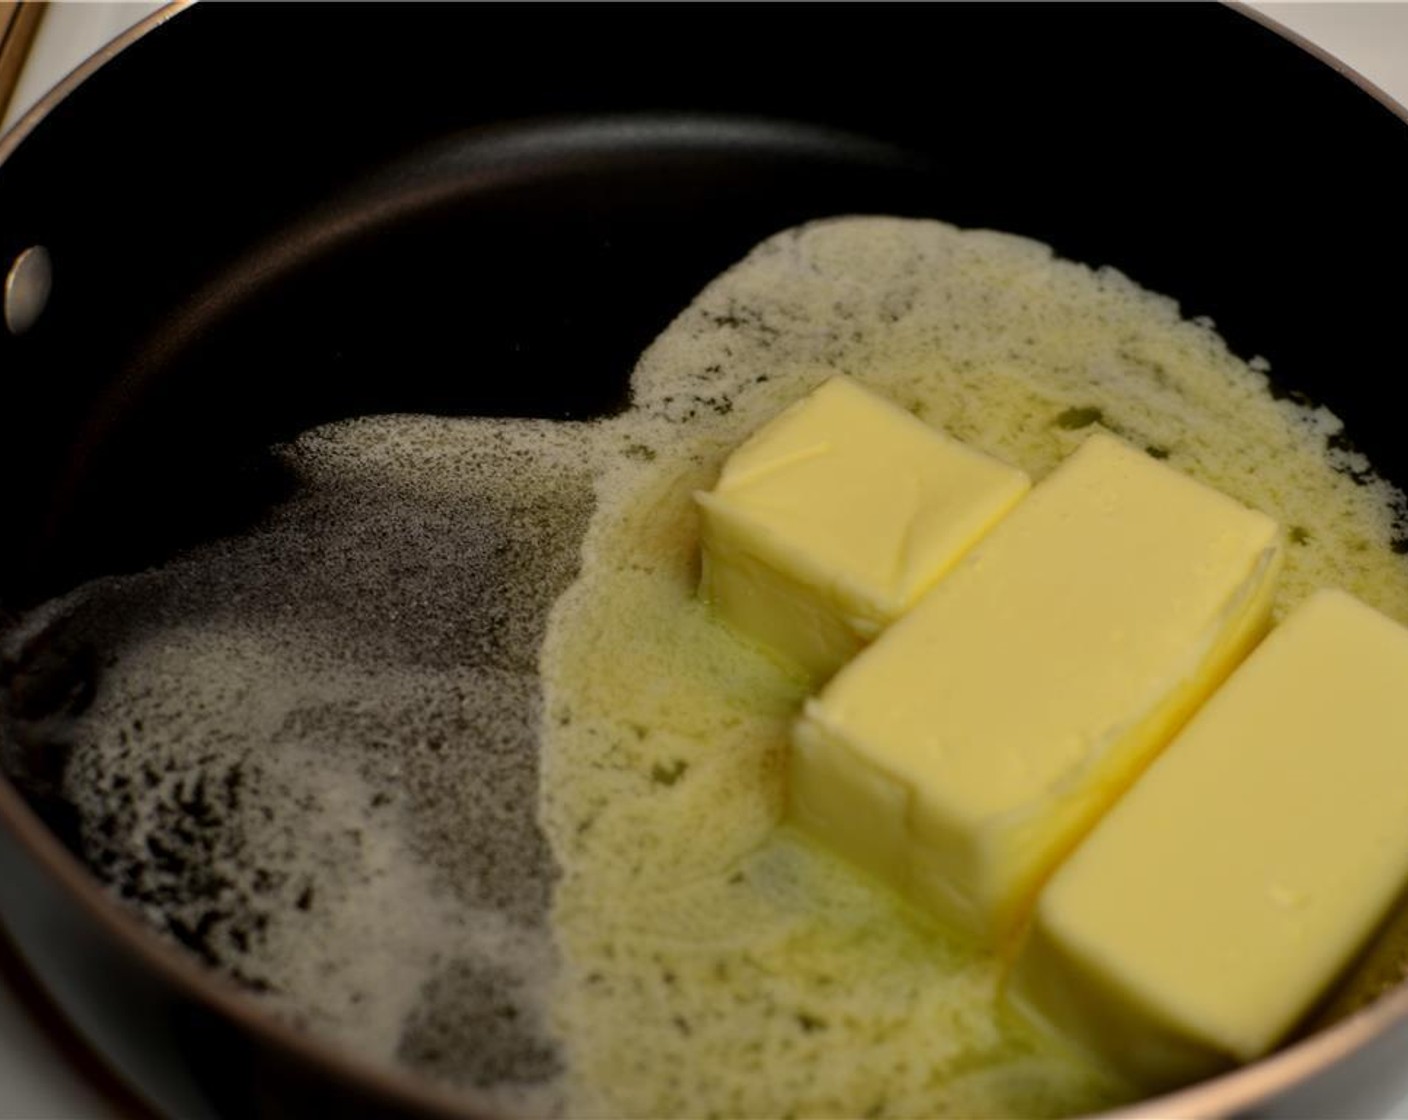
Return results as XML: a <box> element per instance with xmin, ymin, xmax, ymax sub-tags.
<box><xmin>4</xmin><ymin>414</ymin><xmax>609</xmax><ymax>1115</ymax></box>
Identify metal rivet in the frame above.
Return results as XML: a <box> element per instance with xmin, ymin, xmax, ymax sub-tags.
<box><xmin>5</xmin><ymin>245</ymin><xmax>53</xmax><ymax>336</ymax></box>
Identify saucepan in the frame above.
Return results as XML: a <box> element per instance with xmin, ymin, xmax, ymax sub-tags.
<box><xmin>4</xmin><ymin>4</ymin><xmax>1408</xmax><ymax>1116</ymax></box>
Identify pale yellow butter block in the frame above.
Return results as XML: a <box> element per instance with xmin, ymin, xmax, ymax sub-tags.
<box><xmin>790</xmin><ymin>432</ymin><xmax>1282</xmax><ymax>943</ymax></box>
<box><xmin>1008</xmin><ymin>589</ymin><xmax>1408</xmax><ymax>1090</ymax></box>
<box><xmin>696</xmin><ymin>376</ymin><xmax>1030</xmax><ymax>679</ymax></box>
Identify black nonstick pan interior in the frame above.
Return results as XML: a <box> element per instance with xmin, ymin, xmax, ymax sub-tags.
<box><xmin>4</xmin><ymin>4</ymin><xmax>1408</xmax><ymax>1117</ymax></box>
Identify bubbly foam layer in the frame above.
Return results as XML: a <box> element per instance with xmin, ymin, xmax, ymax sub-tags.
<box><xmin>3</xmin><ymin>417</ymin><xmax>604</xmax><ymax>1114</ymax></box>
<box><xmin>4</xmin><ymin>216</ymin><xmax>1407</xmax><ymax>1118</ymax></box>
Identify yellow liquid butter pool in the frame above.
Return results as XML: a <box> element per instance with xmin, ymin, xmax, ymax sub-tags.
<box><xmin>540</xmin><ymin>217</ymin><xmax>1408</xmax><ymax>1118</ymax></box>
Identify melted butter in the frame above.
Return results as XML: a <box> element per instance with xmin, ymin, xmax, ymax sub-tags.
<box><xmin>539</xmin><ymin>217</ymin><xmax>1408</xmax><ymax>1117</ymax></box>
<box><xmin>14</xmin><ymin>216</ymin><xmax>1408</xmax><ymax>1118</ymax></box>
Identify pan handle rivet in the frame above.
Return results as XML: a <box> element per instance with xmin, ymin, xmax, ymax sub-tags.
<box><xmin>5</xmin><ymin>245</ymin><xmax>53</xmax><ymax>336</ymax></box>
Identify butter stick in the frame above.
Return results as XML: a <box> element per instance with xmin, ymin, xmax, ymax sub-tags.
<box><xmin>1009</xmin><ymin>589</ymin><xmax>1408</xmax><ymax>1089</ymax></box>
<box><xmin>696</xmin><ymin>376</ymin><xmax>1029</xmax><ymax>680</ymax></box>
<box><xmin>790</xmin><ymin>432</ymin><xmax>1282</xmax><ymax>944</ymax></box>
